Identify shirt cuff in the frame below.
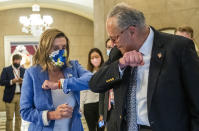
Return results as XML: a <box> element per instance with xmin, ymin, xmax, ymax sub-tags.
<box><xmin>10</xmin><ymin>80</ymin><xmax>13</xmax><ymax>85</ymax></box>
<box><xmin>118</xmin><ymin>65</ymin><xmax>125</xmax><ymax>78</ymax></box>
<box><xmin>60</xmin><ymin>79</ymin><xmax>71</xmax><ymax>94</ymax></box>
<box><xmin>42</xmin><ymin>110</ymin><xmax>50</xmax><ymax>126</ymax></box>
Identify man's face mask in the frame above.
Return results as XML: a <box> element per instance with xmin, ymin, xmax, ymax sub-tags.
<box><xmin>13</xmin><ymin>63</ymin><xmax>20</xmax><ymax>68</ymax></box>
<box><xmin>106</xmin><ymin>49</ymin><xmax>111</xmax><ymax>56</ymax></box>
<box><xmin>49</xmin><ymin>49</ymin><xmax>67</xmax><ymax>68</ymax></box>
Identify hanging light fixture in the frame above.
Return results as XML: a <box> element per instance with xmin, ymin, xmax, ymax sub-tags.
<box><xmin>19</xmin><ymin>4</ymin><xmax>53</xmax><ymax>37</ymax></box>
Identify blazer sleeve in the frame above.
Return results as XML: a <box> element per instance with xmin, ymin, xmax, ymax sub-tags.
<box><xmin>181</xmin><ymin>40</ymin><xmax>199</xmax><ymax>130</ymax></box>
<box><xmin>62</xmin><ymin>61</ymin><xmax>92</xmax><ymax>94</ymax></box>
<box><xmin>89</xmin><ymin>47</ymin><xmax>123</xmax><ymax>93</ymax></box>
<box><xmin>89</xmin><ymin>60</ymin><xmax>122</xmax><ymax>93</ymax></box>
<box><xmin>99</xmin><ymin>93</ymin><xmax>105</xmax><ymax>116</ymax></box>
<box><xmin>0</xmin><ymin>67</ymin><xmax>12</xmax><ymax>87</ymax></box>
<box><xmin>20</xmin><ymin>70</ymin><xmax>47</xmax><ymax>127</ymax></box>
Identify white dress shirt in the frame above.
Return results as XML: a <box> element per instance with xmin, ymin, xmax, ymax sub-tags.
<box><xmin>119</xmin><ymin>27</ymin><xmax>154</xmax><ymax>126</ymax></box>
<box><xmin>136</xmin><ymin>27</ymin><xmax>154</xmax><ymax>126</ymax></box>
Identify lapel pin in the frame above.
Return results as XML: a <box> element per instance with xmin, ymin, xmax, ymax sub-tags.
<box><xmin>157</xmin><ymin>52</ymin><xmax>162</xmax><ymax>59</ymax></box>
<box><xmin>68</xmin><ymin>73</ymin><xmax>73</xmax><ymax>77</ymax></box>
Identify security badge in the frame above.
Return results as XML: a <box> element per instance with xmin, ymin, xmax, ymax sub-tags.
<box><xmin>106</xmin><ymin>77</ymin><xmax>115</xmax><ymax>83</ymax></box>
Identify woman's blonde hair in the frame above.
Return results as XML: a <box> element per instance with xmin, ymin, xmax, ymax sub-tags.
<box><xmin>33</xmin><ymin>28</ymin><xmax>69</xmax><ymax>71</ymax></box>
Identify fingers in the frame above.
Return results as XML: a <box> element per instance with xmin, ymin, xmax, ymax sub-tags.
<box><xmin>56</xmin><ymin>104</ymin><xmax>74</xmax><ymax>118</ymax></box>
<box><xmin>42</xmin><ymin>80</ymin><xmax>50</xmax><ymax>90</ymax></box>
<box><xmin>42</xmin><ymin>80</ymin><xmax>58</xmax><ymax>90</ymax></box>
<box><xmin>123</xmin><ymin>50</ymin><xmax>144</xmax><ymax>67</ymax></box>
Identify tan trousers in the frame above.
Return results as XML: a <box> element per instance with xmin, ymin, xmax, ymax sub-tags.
<box><xmin>5</xmin><ymin>94</ymin><xmax>21</xmax><ymax>131</ymax></box>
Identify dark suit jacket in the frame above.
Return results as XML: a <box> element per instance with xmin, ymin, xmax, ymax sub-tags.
<box><xmin>0</xmin><ymin>65</ymin><xmax>25</xmax><ymax>103</ymax></box>
<box><xmin>99</xmin><ymin>47</ymin><xmax>123</xmax><ymax>122</ymax></box>
<box><xmin>89</xmin><ymin>27</ymin><xmax>199</xmax><ymax>131</ymax></box>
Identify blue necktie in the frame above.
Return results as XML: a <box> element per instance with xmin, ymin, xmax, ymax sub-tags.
<box><xmin>127</xmin><ymin>67</ymin><xmax>138</xmax><ymax>131</ymax></box>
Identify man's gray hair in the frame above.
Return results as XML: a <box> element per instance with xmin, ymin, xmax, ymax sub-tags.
<box><xmin>107</xmin><ymin>2</ymin><xmax>146</xmax><ymax>30</ymax></box>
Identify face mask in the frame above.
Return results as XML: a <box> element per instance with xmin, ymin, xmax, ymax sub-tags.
<box><xmin>91</xmin><ymin>58</ymin><xmax>101</xmax><ymax>68</ymax></box>
<box><xmin>13</xmin><ymin>63</ymin><xmax>20</xmax><ymax>68</ymax></box>
<box><xmin>49</xmin><ymin>49</ymin><xmax>67</xmax><ymax>68</ymax></box>
<box><xmin>106</xmin><ymin>49</ymin><xmax>111</xmax><ymax>56</ymax></box>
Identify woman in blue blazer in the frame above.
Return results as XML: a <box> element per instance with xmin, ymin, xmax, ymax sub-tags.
<box><xmin>20</xmin><ymin>29</ymin><xmax>92</xmax><ymax>131</ymax></box>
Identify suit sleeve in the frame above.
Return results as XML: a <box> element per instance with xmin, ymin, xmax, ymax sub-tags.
<box><xmin>89</xmin><ymin>47</ymin><xmax>123</xmax><ymax>93</ymax></box>
<box><xmin>89</xmin><ymin>60</ymin><xmax>122</xmax><ymax>93</ymax></box>
<box><xmin>181</xmin><ymin>40</ymin><xmax>199</xmax><ymax>130</ymax></box>
<box><xmin>99</xmin><ymin>93</ymin><xmax>105</xmax><ymax>116</ymax></box>
<box><xmin>0</xmin><ymin>67</ymin><xmax>12</xmax><ymax>87</ymax></box>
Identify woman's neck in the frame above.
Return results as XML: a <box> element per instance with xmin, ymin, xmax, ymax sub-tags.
<box><xmin>93</xmin><ymin>67</ymin><xmax>99</xmax><ymax>72</ymax></box>
<box><xmin>49</xmin><ymin>65</ymin><xmax>61</xmax><ymax>72</ymax></box>
<box><xmin>48</xmin><ymin>66</ymin><xmax>64</xmax><ymax>82</ymax></box>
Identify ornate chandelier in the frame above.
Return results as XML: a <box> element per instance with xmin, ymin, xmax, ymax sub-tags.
<box><xmin>19</xmin><ymin>4</ymin><xmax>53</xmax><ymax>37</ymax></box>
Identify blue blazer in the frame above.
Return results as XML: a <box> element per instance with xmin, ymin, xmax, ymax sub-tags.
<box><xmin>0</xmin><ymin>65</ymin><xmax>25</xmax><ymax>103</ymax></box>
<box><xmin>20</xmin><ymin>60</ymin><xmax>92</xmax><ymax>131</ymax></box>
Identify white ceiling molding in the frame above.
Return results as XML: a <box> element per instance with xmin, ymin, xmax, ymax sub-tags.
<box><xmin>0</xmin><ymin>0</ymin><xmax>93</xmax><ymax>20</ymax></box>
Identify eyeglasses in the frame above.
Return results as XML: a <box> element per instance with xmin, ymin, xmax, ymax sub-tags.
<box><xmin>109</xmin><ymin>26</ymin><xmax>130</xmax><ymax>43</ymax></box>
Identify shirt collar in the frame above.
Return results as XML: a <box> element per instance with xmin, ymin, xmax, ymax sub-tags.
<box><xmin>139</xmin><ymin>27</ymin><xmax>154</xmax><ymax>56</ymax></box>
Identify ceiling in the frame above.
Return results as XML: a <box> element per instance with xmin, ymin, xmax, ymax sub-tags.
<box><xmin>0</xmin><ymin>0</ymin><xmax>93</xmax><ymax>20</ymax></box>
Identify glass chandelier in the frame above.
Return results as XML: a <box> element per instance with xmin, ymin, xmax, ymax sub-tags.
<box><xmin>19</xmin><ymin>4</ymin><xmax>53</xmax><ymax>37</ymax></box>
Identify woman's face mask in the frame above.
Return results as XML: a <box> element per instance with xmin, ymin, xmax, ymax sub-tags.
<box><xmin>90</xmin><ymin>52</ymin><xmax>101</xmax><ymax>68</ymax></box>
<box><xmin>49</xmin><ymin>49</ymin><xmax>67</xmax><ymax>68</ymax></box>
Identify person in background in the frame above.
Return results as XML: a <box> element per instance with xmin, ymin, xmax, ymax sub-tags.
<box><xmin>105</xmin><ymin>38</ymin><xmax>114</xmax><ymax>56</ymax></box>
<box><xmin>0</xmin><ymin>54</ymin><xmax>25</xmax><ymax>131</ymax></box>
<box><xmin>175</xmin><ymin>25</ymin><xmax>199</xmax><ymax>54</ymax></box>
<box><xmin>89</xmin><ymin>3</ymin><xmax>199</xmax><ymax>131</ymax></box>
<box><xmin>80</xmin><ymin>48</ymin><xmax>104</xmax><ymax>131</ymax></box>
<box><xmin>20</xmin><ymin>28</ymin><xmax>92</xmax><ymax>131</ymax></box>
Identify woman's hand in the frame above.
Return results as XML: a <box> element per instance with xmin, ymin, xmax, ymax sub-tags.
<box><xmin>98</xmin><ymin>115</ymin><xmax>104</xmax><ymax>122</ymax></box>
<box><xmin>47</xmin><ymin>104</ymin><xmax>73</xmax><ymax>120</ymax></box>
<box><xmin>42</xmin><ymin>80</ymin><xmax>58</xmax><ymax>90</ymax></box>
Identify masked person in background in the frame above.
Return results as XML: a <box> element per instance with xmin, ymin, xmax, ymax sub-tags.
<box><xmin>105</xmin><ymin>38</ymin><xmax>114</xmax><ymax>56</ymax></box>
<box><xmin>0</xmin><ymin>54</ymin><xmax>25</xmax><ymax>131</ymax></box>
<box><xmin>80</xmin><ymin>48</ymin><xmax>104</xmax><ymax>131</ymax></box>
<box><xmin>20</xmin><ymin>29</ymin><xmax>92</xmax><ymax>131</ymax></box>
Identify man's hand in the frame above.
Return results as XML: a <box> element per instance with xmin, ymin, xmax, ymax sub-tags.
<box><xmin>17</xmin><ymin>78</ymin><xmax>23</xmax><ymax>84</ymax></box>
<box><xmin>119</xmin><ymin>50</ymin><xmax>144</xmax><ymax>68</ymax></box>
<box><xmin>12</xmin><ymin>78</ymin><xmax>18</xmax><ymax>84</ymax></box>
<box><xmin>42</xmin><ymin>80</ymin><xmax>58</xmax><ymax>90</ymax></box>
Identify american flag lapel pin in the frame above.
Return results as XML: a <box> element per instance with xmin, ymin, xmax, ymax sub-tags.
<box><xmin>157</xmin><ymin>52</ymin><xmax>162</xmax><ymax>59</ymax></box>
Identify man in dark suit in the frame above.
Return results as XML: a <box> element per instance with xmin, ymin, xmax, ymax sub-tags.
<box><xmin>0</xmin><ymin>54</ymin><xmax>25</xmax><ymax>131</ymax></box>
<box><xmin>89</xmin><ymin>3</ymin><xmax>199</xmax><ymax>131</ymax></box>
